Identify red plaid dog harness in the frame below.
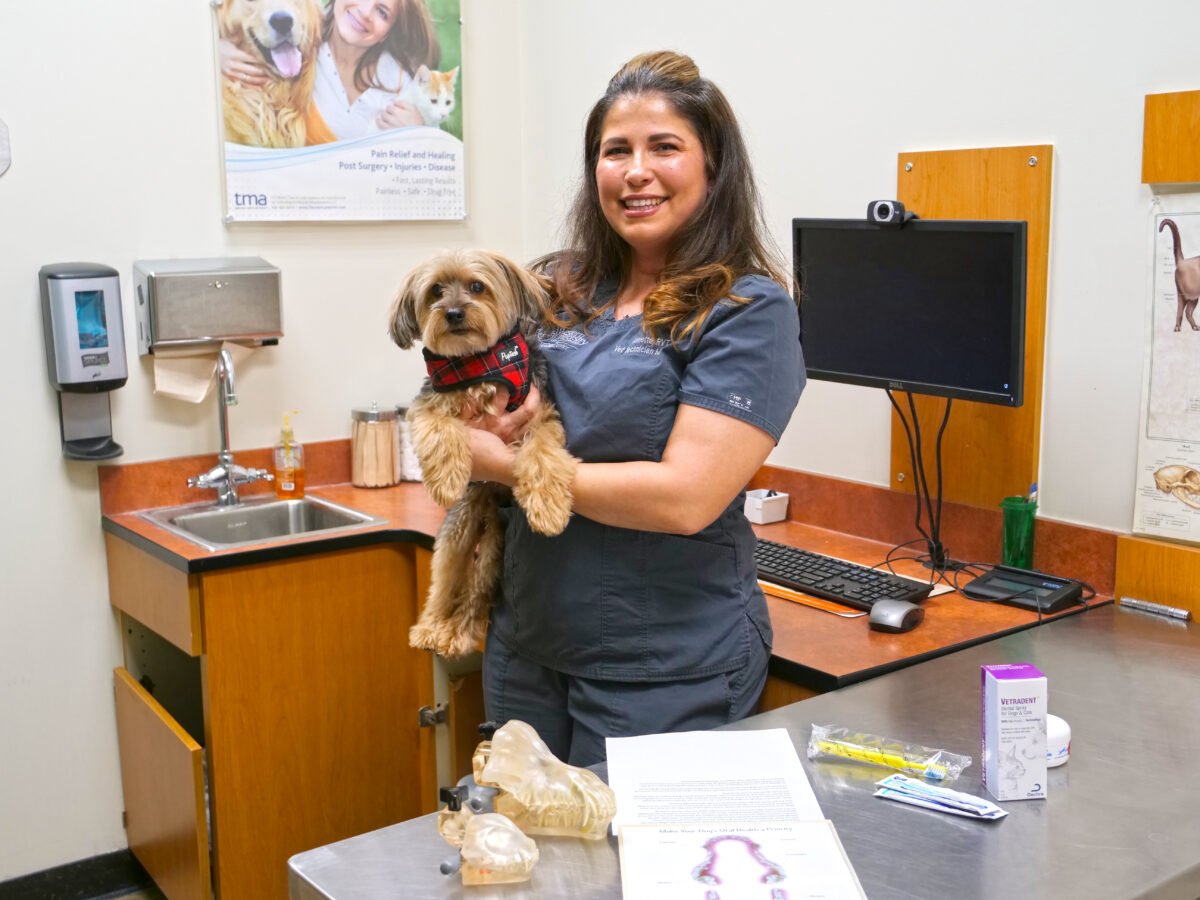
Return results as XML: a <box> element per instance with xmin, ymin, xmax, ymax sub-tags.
<box><xmin>423</xmin><ymin>332</ymin><xmax>532</xmax><ymax>412</ymax></box>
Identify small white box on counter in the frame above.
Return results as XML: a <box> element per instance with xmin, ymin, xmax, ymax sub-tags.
<box><xmin>981</xmin><ymin>663</ymin><xmax>1047</xmax><ymax>801</ymax></box>
<box><xmin>744</xmin><ymin>489</ymin><xmax>788</xmax><ymax>524</ymax></box>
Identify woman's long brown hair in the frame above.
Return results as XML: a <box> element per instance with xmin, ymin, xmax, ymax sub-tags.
<box><xmin>538</xmin><ymin>51</ymin><xmax>790</xmax><ymax>345</ymax></box>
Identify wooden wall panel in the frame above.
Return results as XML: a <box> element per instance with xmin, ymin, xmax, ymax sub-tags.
<box><xmin>1115</xmin><ymin>534</ymin><xmax>1200</xmax><ymax>617</ymax></box>
<box><xmin>891</xmin><ymin>145</ymin><xmax>1053</xmax><ymax>509</ymax></box>
<box><xmin>1143</xmin><ymin>90</ymin><xmax>1200</xmax><ymax>184</ymax></box>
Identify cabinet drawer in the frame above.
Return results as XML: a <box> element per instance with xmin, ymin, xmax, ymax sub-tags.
<box><xmin>113</xmin><ymin>668</ymin><xmax>211</xmax><ymax>900</ymax></box>
<box><xmin>106</xmin><ymin>534</ymin><xmax>202</xmax><ymax>655</ymax></box>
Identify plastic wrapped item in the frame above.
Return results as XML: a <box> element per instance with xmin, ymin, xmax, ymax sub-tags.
<box><xmin>808</xmin><ymin>724</ymin><xmax>972</xmax><ymax>781</ymax></box>
<box><xmin>459</xmin><ymin>813</ymin><xmax>539</xmax><ymax>885</ymax></box>
<box><xmin>476</xmin><ymin>720</ymin><xmax>617</xmax><ymax>839</ymax></box>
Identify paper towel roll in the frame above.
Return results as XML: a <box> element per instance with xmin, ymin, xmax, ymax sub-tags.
<box><xmin>153</xmin><ymin>341</ymin><xmax>255</xmax><ymax>403</ymax></box>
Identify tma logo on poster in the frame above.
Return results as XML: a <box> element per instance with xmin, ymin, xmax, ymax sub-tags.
<box><xmin>234</xmin><ymin>192</ymin><xmax>268</xmax><ymax>207</ymax></box>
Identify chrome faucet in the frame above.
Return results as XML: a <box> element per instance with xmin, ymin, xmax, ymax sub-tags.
<box><xmin>188</xmin><ymin>348</ymin><xmax>272</xmax><ymax>506</ymax></box>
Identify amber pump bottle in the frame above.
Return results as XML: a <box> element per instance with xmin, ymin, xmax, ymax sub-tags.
<box><xmin>273</xmin><ymin>411</ymin><xmax>305</xmax><ymax>499</ymax></box>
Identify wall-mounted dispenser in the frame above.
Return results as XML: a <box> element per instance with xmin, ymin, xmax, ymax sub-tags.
<box><xmin>39</xmin><ymin>262</ymin><xmax>128</xmax><ymax>460</ymax></box>
<box><xmin>132</xmin><ymin>256</ymin><xmax>282</xmax><ymax>355</ymax></box>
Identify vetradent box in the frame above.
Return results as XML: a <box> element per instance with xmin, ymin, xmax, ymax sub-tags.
<box><xmin>981</xmin><ymin>663</ymin><xmax>1047</xmax><ymax>801</ymax></box>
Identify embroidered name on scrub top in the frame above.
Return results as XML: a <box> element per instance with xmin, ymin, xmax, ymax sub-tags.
<box><xmin>423</xmin><ymin>332</ymin><xmax>532</xmax><ymax>412</ymax></box>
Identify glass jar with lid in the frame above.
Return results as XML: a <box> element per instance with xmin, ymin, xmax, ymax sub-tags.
<box><xmin>351</xmin><ymin>402</ymin><xmax>400</xmax><ymax>487</ymax></box>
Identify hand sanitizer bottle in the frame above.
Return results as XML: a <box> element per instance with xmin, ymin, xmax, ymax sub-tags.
<box><xmin>273</xmin><ymin>411</ymin><xmax>305</xmax><ymax>499</ymax></box>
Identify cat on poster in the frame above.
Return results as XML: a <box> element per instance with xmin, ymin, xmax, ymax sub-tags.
<box><xmin>213</xmin><ymin>0</ymin><xmax>464</xmax><ymax>222</ymax></box>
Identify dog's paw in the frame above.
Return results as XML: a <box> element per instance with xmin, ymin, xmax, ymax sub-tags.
<box><xmin>409</xmin><ymin>622</ymin><xmax>439</xmax><ymax>652</ymax></box>
<box><xmin>513</xmin><ymin>446</ymin><xmax>577</xmax><ymax>535</ymax></box>
<box><xmin>441</xmin><ymin>630</ymin><xmax>482</xmax><ymax>659</ymax></box>
<box><xmin>422</xmin><ymin>466</ymin><xmax>470</xmax><ymax>509</ymax></box>
<box><xmin>519</xmin><ymin>487</ymin><xmax>573</xmax><ymax>535</ymax></box>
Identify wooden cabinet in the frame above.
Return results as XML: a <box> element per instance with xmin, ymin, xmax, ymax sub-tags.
<box><xmin>105</xmin><ymin>534</ymin><xmax>439</xmax><ymax>900</ymax></box>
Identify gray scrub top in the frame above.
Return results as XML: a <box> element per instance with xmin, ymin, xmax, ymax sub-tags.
<box><xmin>490</xmin><ymin>274</ymin><xmax>805</xmax><ymax>681</ymax></box>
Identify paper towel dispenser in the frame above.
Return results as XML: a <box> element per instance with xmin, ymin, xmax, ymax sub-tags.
<box><xmin>133</xmin><ymin>257</ymin><xmax>282</xmax><ymax>355</ymax></box>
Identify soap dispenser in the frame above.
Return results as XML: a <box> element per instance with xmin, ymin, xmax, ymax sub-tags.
<box><xmin>273</xmin><ymin>411</ymin><xmax>305</xmax><ymax>499</ymax></box>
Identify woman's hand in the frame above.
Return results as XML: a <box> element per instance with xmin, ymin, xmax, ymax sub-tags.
<box><xmin>219</xmin><ymin>40</ymin><xmax>269</xmax><ymax>88</ymax></box>
<box><xmin>376</xmin><ymin>100</ymin><xmax>424</xmax><ymax>130</ymax></box>
<box><xmin>460</xmin><ymin>386</ymin><xmax>542</xmax><ymax>485</ymax></box>
<box><xmin>463</xmin><ymin>385</ymin><xmax>542</xmax><ymax>445</ymax></box>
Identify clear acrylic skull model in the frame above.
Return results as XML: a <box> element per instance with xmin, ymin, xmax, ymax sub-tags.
<box><xmin>459</xmin><ymin>812</ymin><xmax>539</xmax><ymax>885</ymax></box>
<box><xmin>476</xmin><ymin>719</ymin><xmax>617</xmax><ymax>840</ymax></box>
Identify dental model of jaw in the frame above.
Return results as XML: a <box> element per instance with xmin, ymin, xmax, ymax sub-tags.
<box><xmin>458</xmin><ymin>813</ymin><xmax>539</xmax><ymax>886</ymax></box>
<box><xmin>474</xmin><ymin>719</ymin><xmax>617</xmax><ymax>840</ymax></box>
<box><xmin>436</xmin><ymin>787</ymin><xmax>537</xmax><ymax>885</ymax></box>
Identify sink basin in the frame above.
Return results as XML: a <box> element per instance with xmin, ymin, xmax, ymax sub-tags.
<box><xmin>139</xmin><ymin>495</ymin><xmax>386</xmax><ymax>551</ymax></box>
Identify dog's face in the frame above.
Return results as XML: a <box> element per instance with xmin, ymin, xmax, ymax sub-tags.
<box><xmin>219</xmin><ymin>0</ymin><xmax>321</xmax><ymax>80</ymax></box>
<box><xmin>389</xmin><ymin>250</ymin><xmax>548</xmax><ymax>357</ymax></box>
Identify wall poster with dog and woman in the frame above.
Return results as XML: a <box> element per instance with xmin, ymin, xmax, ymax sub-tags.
<box><xmin>214</xmin><ymin>0</ymin><xmax>464</xmax><ymax>222</ymax></box>
<box><xmin>1133</xmin><ymin>208</ymin><xmax>1200</xmax><ymax>543</ymax></box>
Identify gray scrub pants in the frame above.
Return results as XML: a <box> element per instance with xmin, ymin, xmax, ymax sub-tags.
<box><xmin>482</xmin><ymin>631</ymin><xmax>771</xmax><ymax>768</ymax></box>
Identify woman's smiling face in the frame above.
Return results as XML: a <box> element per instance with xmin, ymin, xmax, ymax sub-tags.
<box><xmin>595</xmin><ymin>92</ymin><xmax>709</xmax><ymax>270</ymax></box>
<box><xmin>332</xmin><ymin>0</ymin><xmax>398</xmax><ymax>50</ymax></box>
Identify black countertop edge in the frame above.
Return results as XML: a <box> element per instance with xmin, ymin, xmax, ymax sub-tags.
<box><xmin>769</xmin><ymin>598</ymin><xmax>1109</xmax><ymax>693</ymax></box>
<box><xmin>766</xmin><ymin>656</ymin><xmax>841</xmax><ymax>693</ymax></box>
<box><xmin>101</xmin><ymin>517</ymin><xmax>436</xmax><ymax>573</ymax></box>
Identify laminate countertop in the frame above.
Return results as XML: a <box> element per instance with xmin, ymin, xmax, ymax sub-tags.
<box><xmin>100</xmin><ymin>451</ymin><xmax>1101</xmax><ymax>694</ymax></box>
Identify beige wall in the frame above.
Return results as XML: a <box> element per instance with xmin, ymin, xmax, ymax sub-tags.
<box><xmin>0</xmin><ymin>0</ymin><xmax>527</xmax><ymax>878</ymax></box>
<box><xmin>4</xmin><ymin>0</ymin><xmax>1200</xmax><ymax>879</ymax></box>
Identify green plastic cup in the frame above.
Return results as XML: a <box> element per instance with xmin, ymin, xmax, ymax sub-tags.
<box><xmin>1000</xmin><ymin>496</ymin><xmax>1037</xmax><ymax>569</ymax></box>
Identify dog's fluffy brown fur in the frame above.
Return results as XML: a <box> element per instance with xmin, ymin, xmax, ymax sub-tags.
<box><xmin>389</xmin><ymin>250</ymin><xmax>578</xmax><ymax>658</ymax></box>
<box><xmin>218</xmin><ymin>0</ymin><xmax>322</xmax><ymax>148</ymax></box>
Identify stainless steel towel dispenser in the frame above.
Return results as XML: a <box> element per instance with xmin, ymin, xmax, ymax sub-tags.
<box><xmin>133</xmin><ymin>257</ymin><xmax>283</xmax><ymax>355</ymax></box>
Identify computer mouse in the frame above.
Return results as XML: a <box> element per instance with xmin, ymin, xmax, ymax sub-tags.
<box><xmin>868</xmin><ymin>599</ymin><xmax>925</xmax><ymax>633</ymax></box>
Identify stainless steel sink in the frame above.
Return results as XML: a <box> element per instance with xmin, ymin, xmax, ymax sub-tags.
<box><xmin>139</xmin><ymin>495</ymin><xmax>386</xmax><ymax>551</ymax></box>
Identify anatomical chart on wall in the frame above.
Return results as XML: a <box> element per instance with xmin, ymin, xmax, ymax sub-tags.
<box><xmin>1133</xmin><ymin>211</ymin><xmax>1200</xmax><ymax>542</ymax></box>
<box><xmin>212</xmin><ymin>0</ymin><xmax>464</xmax><ymax>222</ymax></box>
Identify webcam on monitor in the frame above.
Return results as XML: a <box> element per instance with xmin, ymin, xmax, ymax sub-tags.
<box><xmin>867</xmin><ymin>199</ymin><xmax>917</xmax><ymax>227</ymax></box>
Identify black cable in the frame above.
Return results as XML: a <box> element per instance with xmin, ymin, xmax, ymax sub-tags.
<box><xmin>905</xmin><ymin>392</ymin><xmax>937</xmax><ymax>552</ymax></box>
<box><xmin>887</xmin><ymin>389</ymin><xmax>957</xmax><ymax>572</ymax></box>
<box><xmin>930</xmin><ymin>397</ymin><xmax>954</xmax><ymax>569</ymax></box>
<box><xmin>885</xmin><ymin>390</ymin><xmax>932</xmax><ymax>546</ymax></box>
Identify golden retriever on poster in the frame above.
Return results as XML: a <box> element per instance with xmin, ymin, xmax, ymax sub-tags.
<box><xmin>217</xmin><ymin>0</ymin><xmax>322</xmax><ymax>148</ymax></box>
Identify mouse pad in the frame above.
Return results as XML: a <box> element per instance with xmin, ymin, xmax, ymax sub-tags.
<box><xmin>759</xmin><ymin>580</ymin><xmax>868</xmax><ymax>618</ymax></box>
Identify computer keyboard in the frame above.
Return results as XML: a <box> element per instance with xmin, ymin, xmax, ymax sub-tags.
<box><xmin>754</xmin><ymin>538</ymin><xmax>933</xmax><ymax>611</ymax></box>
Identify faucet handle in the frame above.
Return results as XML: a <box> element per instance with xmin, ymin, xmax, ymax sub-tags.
<box><xmin>228</xmin><ymin>465</ymin><xmax>274</xmax><ymax>486</ymax></box>
<box><xmin>188</xmin><ymin>465</ymin><xmax>226</xmax><ymax>490</ymax></box>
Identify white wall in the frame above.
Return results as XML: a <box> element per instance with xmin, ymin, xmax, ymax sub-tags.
<box><xmin>519</xmin><ymin>0</ymin><xmax>1200</xmax><ymax>530</ymax></box>
<box><xmin>0</xmin><ymin>0</ymin><xmax>527</xmax><ymax>879</ymax></box>
<box><xmin>4</xmin><ymin>0</ymin><xmax>1200</xmax><ymax>880</ymax></box>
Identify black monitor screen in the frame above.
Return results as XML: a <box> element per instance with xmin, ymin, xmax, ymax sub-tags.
<box><xmin>793</xmin><ymin>218</ymin><xmax>1027</xmax><ymax>406</ymax></box>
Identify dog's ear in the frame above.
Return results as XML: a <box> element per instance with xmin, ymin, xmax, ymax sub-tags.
<box><xmin>493</xmin><ymin>254</ymin><xmax>548</xmax><ymax>334</ymax></box>
<box><xmin>388</xmin><ymin>271</ymin><xmax>423</xmax><ymax>349</ymax></box>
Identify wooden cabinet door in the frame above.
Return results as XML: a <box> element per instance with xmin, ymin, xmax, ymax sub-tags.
<box><xmin>200</xmin><ymin>543</ymin><xmax>436</xmax><ymax>899</ymax></box>
<box><xmin>113</xmin><ymin>668</ymin><xmax>211</xmax><ymax>900</ymax></box>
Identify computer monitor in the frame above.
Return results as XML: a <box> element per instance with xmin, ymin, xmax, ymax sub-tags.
<box><xmin>792</xmin><ymin>217</ymin><xmax>1028</xmax><ymax>407</ymax></box>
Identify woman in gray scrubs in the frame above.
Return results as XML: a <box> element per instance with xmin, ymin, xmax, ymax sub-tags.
<box><xmin>467</xmin><ymin>50</ymin><xmax>805</xmax><ymax>766</ymax></box>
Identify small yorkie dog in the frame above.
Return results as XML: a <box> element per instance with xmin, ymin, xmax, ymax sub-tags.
<box><xmin>389</xmin><ymin>249</ymin><xmax>578</xmax><ymax>658</ymax></box>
